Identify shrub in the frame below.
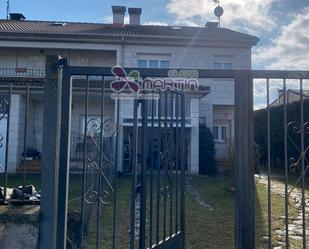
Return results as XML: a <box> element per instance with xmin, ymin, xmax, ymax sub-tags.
<box><xmin>254</xmin><ymin>99</ymin><xmax>309</xmax><ymax>170</ymax></box>
<box><xmin>199</xmin><ymin>124</ymin><xmax>216</xmax><ymax>174</ymax></box>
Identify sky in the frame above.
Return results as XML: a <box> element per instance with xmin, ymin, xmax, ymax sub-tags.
<box><xmin>1</xmin><ymin>0</ymin><xmax>309</xmax><ymax>107</ymax></box>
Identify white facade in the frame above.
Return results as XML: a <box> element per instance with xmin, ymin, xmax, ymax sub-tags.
<box><xmin>0</xmin><ymin>17</ymin><xmax>257</xmax><ymax>173</ymax></box>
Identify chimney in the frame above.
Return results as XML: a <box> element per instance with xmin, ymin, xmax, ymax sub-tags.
<box><xmin>128</xmin><ymin>8</ymin><xmax>142</xmax><ymax>25</ymax></box>
<box><xmin>9</xmin><ymin>13</ymin><xmax>26</xmax><ymax>21</ymax></box>
<box><xmin>206</xmin><ymin>22</ymin><xmax>219</xmax><ymax>28</ymax></box>
<box><xmin>112</xmin><ymin>6</ymin><xmax>126</xmax><ymax>25</ymax></box>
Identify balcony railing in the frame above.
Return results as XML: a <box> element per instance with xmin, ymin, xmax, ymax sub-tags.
<box><xmin>0</xmin><ymin>68</ymin><xmax>45</xmax><ymax>78</ymax></box>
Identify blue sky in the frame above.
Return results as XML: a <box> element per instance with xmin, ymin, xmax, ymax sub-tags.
<box><xmin>2</xmin><ymin>0</ymin><xmax>309</xmax><ymax>108</ymax></box>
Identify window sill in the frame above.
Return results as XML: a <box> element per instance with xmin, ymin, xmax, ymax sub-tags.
<box><xmin>214</xmin><ymin>140</ymin><xmax>227</xmax><ymax>144</ymax></box>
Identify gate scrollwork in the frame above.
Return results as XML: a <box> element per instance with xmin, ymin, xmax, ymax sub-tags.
<box><xmin>82</xmin><ymin>117</ymin><xmax>117</xmax><ymax>205</ymax></box>
<box><xmin>286</xmin><ymin>121</ymin><xmax>309</xmax><ymax>210</ymax></box>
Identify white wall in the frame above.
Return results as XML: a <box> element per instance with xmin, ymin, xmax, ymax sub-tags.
<box><xmin>0</xmin><ymin>40</ymin><xmax>252</xmax><ymax>173</ymax></box>
<box><xmin>6</xmin><ymin>95</ymin><xmax>25</xmax><ymax>172</ymax></box>
<box><xmin>122</xmin><ymin>44</ymin><xmax>251</xmax><ymax>69</ymax></box>
<box><xmin>0</xmin><ymin>48</ymin><xmax>117</xmax><ymax>70</ymax></box>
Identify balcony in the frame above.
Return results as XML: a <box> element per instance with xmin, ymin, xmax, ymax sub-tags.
<box><xmin>0</xmin><ymin>68</ymin><xmax>45</xmax><ymax>78</ymax></box>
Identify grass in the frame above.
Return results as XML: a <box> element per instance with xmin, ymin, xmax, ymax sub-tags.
<box><xmin>255</xmin><ymin>169</ymin><xmax>309</xmax><ymax>248</ymax></box>
<box><xmin>1</xmin><ymin>172</ymin><xmax>307</xmax><ymax>248</ymax></box>
<box><xmin>185</xmin><ymin>174</ymin><xmax>235</xmax><ymax>249</ymax></box>
<box><xmin>255</xmin><ymin>180</ymin><xmax>298</xmax><ymax>248</ymax></box>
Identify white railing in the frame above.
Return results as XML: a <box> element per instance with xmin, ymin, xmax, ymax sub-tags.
<box><xmin>0</xmin><ymin>68</ymin><xmax>45</xmax><ymax>78</ymax></box>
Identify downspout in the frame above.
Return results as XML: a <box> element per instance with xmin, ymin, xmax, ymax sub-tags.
<box><xmin>120</xmin><ymin>35</ymin><xmax>125</xmax><ymax>66</ymax></box>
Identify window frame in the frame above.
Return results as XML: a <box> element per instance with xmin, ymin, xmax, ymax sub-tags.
<box><xmin>137</xmin><ymin>59</ymin><xmax>170</xmax><ymax>69</ymax></box>
<box><xmin>149</xmin><ymin>60</ymin><xmax>159</xmax><ymax>69</ymax></box>
<box><xmin>138</xmin><ymin>59</ymin><xmax>147</xmax><ymax>68</ymax></box>
<box><xmin>160</xmin><ymin>60</ymin><xmax>170</xmax><ymax>69</ymax></box>
<box><xmin>213</xmin><ymin>125</ymin><xmax>229</xmax><ymax>143</ymax></box>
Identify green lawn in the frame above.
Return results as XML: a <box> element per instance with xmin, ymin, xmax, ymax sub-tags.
<box><xmin>1</xmin><ymin>172</ymin><xmax>305</xmax><ymax>248</ymax></box>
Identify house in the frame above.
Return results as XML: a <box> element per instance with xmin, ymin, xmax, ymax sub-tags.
<box><xmin>0</xmin><ymin>6</ymin><xmax>259</xmax><ymax>174</ymax></box>
<box><xmin>270</xmin><ymin>89</ymin><xmax>309</xmax><ymax>107</ymax></box>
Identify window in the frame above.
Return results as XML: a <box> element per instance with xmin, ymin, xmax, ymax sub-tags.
<box><xmin>214</xmin><ymin>63</ymin><xmax>222</xmax><ymax>69</ymax></box>
<box><xmin>185</xmin><ymin>98</ymin><xmax>191</xmax><ymax>118</ymax></box>
<box><xmin>213</xmin><ymin>62</ymin><xmax>233</xmax><ymax>70</ymax></box>
<box><xmin>149</xmin><ymin>97</ymin><xmax>190</xmax><ymax>118</ymax></box>
<box><xmin>221</xmin><ymin>126</ymin><xmax>227</xmax><ymax>140</ymax></box>
<box><xmin>149</xmin><ymin>60</ymin><xmax>159</xmax><ymax>68</ymax></box>
<box><xmin>137</xmin><ymin>59</ymin><xmax>170</xmax><ymax>69</ymax></box>
<box><xmin>213</xmin><ymin>55</ymin><xmax>234</xmax><ymax>70</ymax></box>
<box><xmin>147</xmin><ymin>99</ymin><xmax>159</xmax><ymax>118</ymax></box>
<box><xmin>70</xmin><ymin>57</ymin><xmax>89</xmax><ymax>66</ymax></box>
<box><xmin>213</xmin><ymin>126</ymin><xmax>219</xmax><ymax>140</ymax></box>
<box><xmin>199</xmin><ymin>117</ymin><xmax>206</xmax><ymax>125</ymax></box>
<box><xmin>213</xmin><ymin>125</ymin><xmax>228</xmax><ymax>142</ymax></box>
<box><xmin>138</xmin><ymin>59</ymin><xmax>147</xmax><ymax>68</ymax></box>
<box><xmin>224</xmin><ymin>63</ymin><xmax>233</xmax><ymax>69</ymax></box>
<box><xmin>160</xmin><ymin>60</ymin><xmax>170</xmax><ymax>69</ymax></box>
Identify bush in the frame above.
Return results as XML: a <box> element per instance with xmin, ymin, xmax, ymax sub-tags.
<box><xmin>254</xmin><ymin>99</ymin><xmax>309</xmax><ymax>170</ymax></box>
<box><xmin>199</xmin><ymin>124</ymin><xmax>216</xmax><ymax>174</ymax></box>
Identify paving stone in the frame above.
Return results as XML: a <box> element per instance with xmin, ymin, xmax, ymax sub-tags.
<box><xmin>255</xmin><ymin>176</ymin><xmax>308</xmax><ymax>247</ymax></box>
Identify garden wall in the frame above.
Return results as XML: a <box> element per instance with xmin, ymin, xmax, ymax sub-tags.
<box><xmin>0</xmin><ymin>206</ymin><xmax>39</xmax><ymax>249</ymax></box>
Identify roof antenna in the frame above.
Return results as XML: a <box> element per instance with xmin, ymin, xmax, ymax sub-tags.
<box><xmin>213</xmin><ymin>0</ymin><xmax>224</xmax><ymax>27</ymax></box>
<box><xmin>6</xmin><ymin>0</ymin><xmax>10</xmax><ymax>19</ymax></box>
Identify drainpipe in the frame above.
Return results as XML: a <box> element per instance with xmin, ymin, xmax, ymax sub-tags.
<box><xmin>120</xmin><ymin>35</ymin><xmax>125</xmax><ymax>66</ymax></box>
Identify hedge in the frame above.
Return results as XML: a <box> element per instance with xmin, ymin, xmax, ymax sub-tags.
<box><xmin>254</xmin><ymin>99</ymin><xmax>309</xmax><ymax>170</ymax></box>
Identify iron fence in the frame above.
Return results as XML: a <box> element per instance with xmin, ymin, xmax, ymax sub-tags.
<box><xmin>1</xmin><ymin>55</ymin><xmax>309</xmax><ymax>249</ymax></box>
<box><xmin>254</xmin><ymin>76</ymin><xmax>309</xmax><ymax>249</ymax></box>
<box><xmin>0</xmin><ymin>79</ymin><xmax>44</xmax><ymax>204</ymax></box>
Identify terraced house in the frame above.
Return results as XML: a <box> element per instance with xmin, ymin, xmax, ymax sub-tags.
<box><xmin>0</xmin><ymin>6</ymin><xmax>258</xmax><ymax>174</ymax></box>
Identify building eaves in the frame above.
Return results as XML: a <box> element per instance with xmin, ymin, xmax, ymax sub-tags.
<box><xmin>0</xmin><ymin>20</ymin><xmax>259</xmax><ymax>48</ymax></box>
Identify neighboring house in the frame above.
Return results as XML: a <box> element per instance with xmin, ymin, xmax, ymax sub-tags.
<box><xmin>0</xmin><ymin>6</ymin><xmax>259</xmax><ymax>174</ymax></box>
<box><xmin>270</xmin><ymin>89</ymin><xmax>309</xmax><ymax>107</ymax></box>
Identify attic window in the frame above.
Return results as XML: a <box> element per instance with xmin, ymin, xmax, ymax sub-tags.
<box><xmin>51</xmin><ymin>22</ymin><xmax>67</xmax><ymax>26</ymax></box>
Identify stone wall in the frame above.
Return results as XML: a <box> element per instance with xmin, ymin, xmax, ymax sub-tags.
<box><xmin>0</xmin><ymin>206</ymin><xmax>39</xmax><ymax>249</ymax></box>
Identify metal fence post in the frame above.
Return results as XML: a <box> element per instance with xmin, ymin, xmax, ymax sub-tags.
<box><xmin>234</xmin><ymin>70</ymin><xmax>255</xmax><ymax>249</ymax></box>
<box><xmin>139</xmin><ymin>99</ymin><xmax>148</xmax><ymax>249</ymax></box>
<box><xmin>39</xmin><ymin>55</ymin><xmax>61</xmax><ymax>249</ymax></box>
<box><xmin>56</xmin><ymin>63</ymin><xmax>72</xmax><ymax>249</ymax></box>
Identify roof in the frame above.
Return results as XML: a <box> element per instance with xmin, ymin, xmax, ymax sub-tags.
<box><xmin>0</xmin><ymin>19</ymin><xmax>259</xmax><ymax>47</ymax></box>
<box><xmin>269</xmin><ymin>89</ymin><xmax>309</xmax><ymax>107</ymax></box>
<box><xmin>278</xmin><ymin>89</ymin><xmax>309</xmax><ymax>97</ymax></box>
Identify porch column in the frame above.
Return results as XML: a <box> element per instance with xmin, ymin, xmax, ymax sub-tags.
<box><xmin>190</xmin><ymin>98</ymin><xmax>199</xmax><ymax>174</ymax></box>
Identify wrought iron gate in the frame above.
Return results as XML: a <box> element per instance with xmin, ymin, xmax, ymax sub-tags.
<box><xmin>38</xmin><ymin>56</ymin><xmax>309</xmax><ymax>249</ymax></box>
<box><xmin>129</xmin><ymin>91</ymin><xmax>186</xmax><ymax>249</ymax></box>
<box><xmin>39</xmin><ymin>57</ymin><xmax>186</xmax><ymax>249</ymax></box>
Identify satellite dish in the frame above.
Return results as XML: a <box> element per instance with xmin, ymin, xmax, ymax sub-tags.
<box><xmin>214</xmin><ymin>6</ymin><xmax>224</xmax><ymax>18</ymax></box>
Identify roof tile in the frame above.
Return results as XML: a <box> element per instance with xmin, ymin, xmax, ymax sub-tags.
<box><xmin>0</xmin><ymin>19</ymin><xmax>259</xmax><ymax>44</ymax></box>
